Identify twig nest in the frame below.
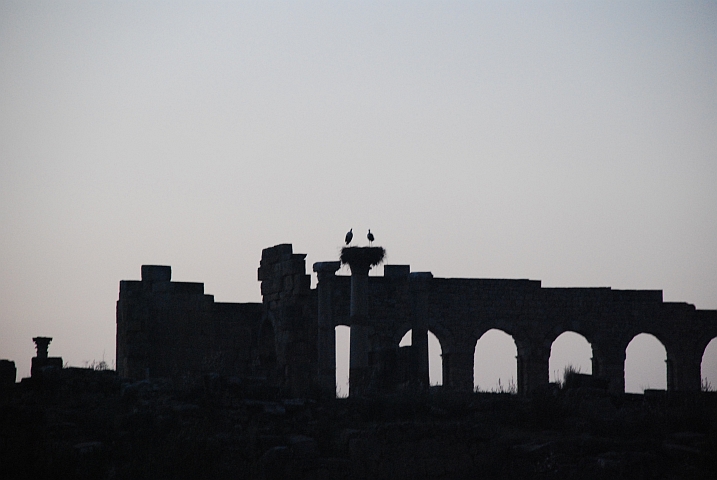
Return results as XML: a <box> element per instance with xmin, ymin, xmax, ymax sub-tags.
<box><xmin>340</xmin><ymin>246</ymin><xmax>386</xmax><ymax>268</ymax></box>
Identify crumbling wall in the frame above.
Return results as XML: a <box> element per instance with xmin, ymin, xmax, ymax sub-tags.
<box><xmin>257</xmin><ymin>244</ymin><xmax>317</xmax><ymax>396</ymax></box>
<box><xmin>116</xmin><ymin>265</ymin><xmax>261</xmax><ymax>381</ymax></box>
<box><xmin>314</xmin><ymin>260</ymin><xmax>717</xmax><ymax>395</ymax></box>
<box><xmin>116</xmin><ymin>244</ymin><xmax>717</xmax><ymax>395</ymax></box>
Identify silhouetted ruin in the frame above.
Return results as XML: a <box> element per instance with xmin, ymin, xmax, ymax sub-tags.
<box><xmin>3</xmin><ymin>243</ymin><xmax>717</xmax><ymax>479</ymax></box>
<box><xmin>116</xmin><ymin>243</ymin><xmax>717</xmax><ymax>396</ymax></box>
<box><xmin>31</xmin><ymin>336</ymin><xmax>63</xmax><ymax>378</ymax></box>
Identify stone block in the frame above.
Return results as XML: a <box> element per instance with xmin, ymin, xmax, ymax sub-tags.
<box><xmin>294</xmin><ymin>275</ymin><xmax>311</xmax><ymax>293</ymax></box>
<box><xmin>281</xmin><ymin>258</ymin><xmax>306</xmax><ymax>276</ymax></box>
<box><xmin>0</xmin><ymin>360</ymin><xmax>16</xmax><ymax>387</ymax></box>
<box><xmin>313</xmin><ymin>261</ymin><xmax>341</xmax><ymax>274</ymax></box>
<box><xmin>141</xmin><ymin>265</ymin><xmax>171</xmax><ymax>282</ymax></box>
<box><xmin>384</xmin><ymin>265</ymin><xmax>410</xmax><ymax>278</ymax></box>
<box><xmin>261</xmin><ymin>244</ymin><xmax>293</xmax><ymax>263</ymax></box>
<box><xmin>31</xmin><ymin>356</ymin><xmax>63</xmax><ymax>377</ymax></box>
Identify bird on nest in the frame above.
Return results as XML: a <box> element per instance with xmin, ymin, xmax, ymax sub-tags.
<box><xmin>367</xmin><ymin>229</ymin><xmax>374</xmax><ymax>246</ymax></box>
<box><xmin>345</xmin><ymin>228</ymin><xmax>353</xmax><ymax>245</ymax></box>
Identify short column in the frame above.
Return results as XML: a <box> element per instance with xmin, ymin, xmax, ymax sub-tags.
<box><xmin>668</xmin><ymin>348</ymin><xmax>701</xmax><ymax>392</ymax></box>
<box><xmin>517</xmin><ymin>343</ymin><xmax>550</xmax><ymax>395</ymax></box>
<box><xmin>593</xmin><ymin>343</ymin><xmax>626</xmax><ymax>394</ymax></box>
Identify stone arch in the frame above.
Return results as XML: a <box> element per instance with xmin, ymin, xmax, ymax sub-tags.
<box><xmin>474</xmin><ymin>328</ymin><xmax>518</xmax><ymax>393</ymax></box>
<box><xmin>625</xmin><ymin>333</ymin><xmax>667</xmax><ymax>393</ymax></box>
<box><xmin>548</xmin><ymin>331</ymin><xmax>593</xmax><ymax>384</ymax></box>
<box><xmin>335</xmin><ymin>325</ymin><xmax>350</xmax><ymax>397</ymax></box>
<box><xmin>701</xmin><ymin>337</ymin><xmax>717</xmax><ymax>391</ymax></box>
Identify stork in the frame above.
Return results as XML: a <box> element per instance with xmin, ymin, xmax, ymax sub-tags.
<box><xmin>345</xmin><ymin>228</ymin><xmax>353</xmax><ymax>245</ymax></box>
<box><xmin>367</xmin><ymin>229</ymin><xmax>374</xmax><ymax>246</ymax></box>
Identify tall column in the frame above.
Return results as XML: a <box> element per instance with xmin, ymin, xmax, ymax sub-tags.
<box><xmin>348</xmin><ymin>261</ymin><xmax>371</xmax><ymax>396</ymax></box>
<box><xmin>409</xmin><ymin>272</ymin><xmax>432</xmax><ymax>389</ymax></box>
<box><xmin>313</xmin><ymin>261</ymin><xmax>341</xmax><ymax>398</ymax></box>
<box><xmin>341</xmin><ymin>246</ymin><xmax>385</xmax><ymax>397</ymax></box>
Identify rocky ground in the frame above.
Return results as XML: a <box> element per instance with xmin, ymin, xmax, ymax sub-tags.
<box><xmin>1</xmin><ymin>368</ymin><xmax>715</xmax><ymax>479</ymax></box>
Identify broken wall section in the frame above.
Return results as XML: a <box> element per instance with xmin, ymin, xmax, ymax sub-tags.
<box><xmin>116</xmin><ymin>265</ymin><xmax>262</xmax><ymax>382</ymax></box>
<box><xmin>258</xmin><ymin>244</ymin><xmax>317</xmax><ymax>396</ymax></box>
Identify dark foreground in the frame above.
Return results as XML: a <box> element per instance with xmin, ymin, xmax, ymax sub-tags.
<box><xmin>1</xmin><ymin>368</ymin><xmax>715</xmax><ymax>479</ymax></box>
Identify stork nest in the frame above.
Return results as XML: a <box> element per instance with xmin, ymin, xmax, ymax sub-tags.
<box><xmin>340</xmin><ymin>246</ymin><xmax>386</xmax><ymax>268</ymax></box>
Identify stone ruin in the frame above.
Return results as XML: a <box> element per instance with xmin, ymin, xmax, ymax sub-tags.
<box><xmin>0</xmin><ymin>337</ymin><xmax>64</xmax><ymax>391</ymax></box>
<box><xmin>115</xmin><ymin>243</ymin><xmax>717</xmax><ymax>396</ymax></box>
<box><xmin>31</xmin><ymin>337</ymin><xmax>63</xmax><ymax>377</ymax></box>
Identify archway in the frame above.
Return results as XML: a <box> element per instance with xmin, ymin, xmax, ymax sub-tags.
<box><xmin>335</xmin><ymin>325</ymin><xmax>350</xmax><ymax>398</ymax></box>
<box><xmin>549</xmin><ymin>331</ymin><xmax>592</xmax><ymax>384</ymax></box>
<box><xmin>701</xmin><ymin>337</ymin><xmax>717</xmax><ymax>391</ymax></box>
<box><xmin>398</xmin><ymin>329</ymin><xmax>443</xmax><ymax>386</ymax></box>
<box><xmin>625</xmin><ymin>333</ymin><xmax>667</xmax><ymax>393</ymax></box>
<box><xmin>474</xmin><ymin>329</ymin><xmax>517</xmax><ymax>393</ymax></box>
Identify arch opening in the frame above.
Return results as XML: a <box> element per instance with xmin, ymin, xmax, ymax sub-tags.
<box><xmin>474</xmin><ymin>329</ymin><xmax>517</xmax><ymax>393</ymax></box>
<box><xmin>428</xmin><ymin>331</ymin><xmax>442</xmax><ymax>386</ymax></box>
<box><xmin>397</xmin><ymin>329</ymin><xmax>443</xmax><ymax>386</ymax></box>
<box><xmin>701</xmin><ymin>337</ymin><xmax>717</xmax><ymax>392</ymax></box>
<box><xmin>549</xmin><ymin>331</ymin><xmax>593</xmax><ymax>385</ymax></box>
<box><xmin>335</xmin><ymin>325</ymin><xmax>350</xmax><ymax>398</ymax></box>
<box><xmin>399</xmin><ymin>330</ymin><xmax>411</xmax><ymax>347</ymax></box>
<box><xmin>625</xmin><ymin>333</ymin><xmax>667</xmax><ymax>393</ymax></box>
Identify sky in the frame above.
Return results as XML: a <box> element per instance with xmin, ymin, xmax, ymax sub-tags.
<box><xmin>1</xmin><ymin>1</ymin><xmax>716</xmax><ymax>390</ymax></box>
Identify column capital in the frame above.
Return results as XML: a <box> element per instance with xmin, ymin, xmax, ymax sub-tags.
<box><xmin>32</xmin><ymin>337</ymin><xmax>52</xmax><ymax>359</ymax></box>
<box><xmin>313</xmin><ymin>261</ymin><xmax>341</xmax><ymax>281</ymax></box>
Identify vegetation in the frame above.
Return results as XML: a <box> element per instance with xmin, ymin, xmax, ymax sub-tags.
<box><xmin>557</xmin><ymin>364</ymin><xmax>581</xmax><ymax>389</ymax></box>
<box><xmin>475</xmin><ymin>377</ymin><xmax>517</xmax><ymax>394</ymax></box>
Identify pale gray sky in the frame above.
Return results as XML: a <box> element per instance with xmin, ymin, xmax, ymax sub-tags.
<box><xmin>1</xmin><ymin>1</ymin><xmax>716</xmax><ymax>388</ymax></box>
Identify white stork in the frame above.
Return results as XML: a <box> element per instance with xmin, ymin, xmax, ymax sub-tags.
<box><xmin>345</xmin><ymin>228</ymin><xmax>353</xmax><ymax>245</ymax></box>
<box><xmin>367</xmin><ymin>229</ymin><xmax>374</xmax><ymax>246</ymax></box>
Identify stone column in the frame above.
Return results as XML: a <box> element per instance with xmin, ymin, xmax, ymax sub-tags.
<box><xmin>668</xmin><ymin>348</ymin><xmax>701</xmax><ymax>392</ymax></box>
<box><xmin>348</xmin><ymin>260</ymin><xmax>371</xmax><ymax>396</ymax></box>
<box><xmin>313</xmin><ymin>261</ymin><xmax>341</xmax><ymax>398</ymax></box>
<box><xmin>446</xmin><ymin>348</ymin><xmax>474</xmax><ymax>391</ymax></box>
<box><xmin>592</xmin><ymin>343</ymin><xmax>626</xmax><ymax>394</ymax></box>
<box><xmin>409</xmin><ymin>272</ymin><xmax>432</xmax><ymax>389</ymax></box>
<box><xmin>341</xmin><ymin>246</ymin><xmax>385</xmax><ymax>396</ymax></box>
<box><xmin>517</xmin><ymin>342</ymin><xmax>550</xmax><ymax>395</ymax></box>
<box><xmin>0</xmin><ymin>360</ymin><xmax>16</xmax><ymax>388</ymax></box>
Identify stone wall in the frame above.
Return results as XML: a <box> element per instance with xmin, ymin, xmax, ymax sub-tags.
<box><xmin>313</xmin><ymin>257</ymin><xmax>717</xmax><ymax>395</ymax></box>
<box><xmin>257</xmin><ymin>244</ymin><xmax>317</xmax><ymax>396</ymax></box>
<box><xmin>117</xmin><ymin>244</ymin><xmax>717</xmax><ymax>395</ymax></box>
<box><xmin>116</xmin><ymin>265</ymin><xmax>262</xmax><ymax>381</ymax></box>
